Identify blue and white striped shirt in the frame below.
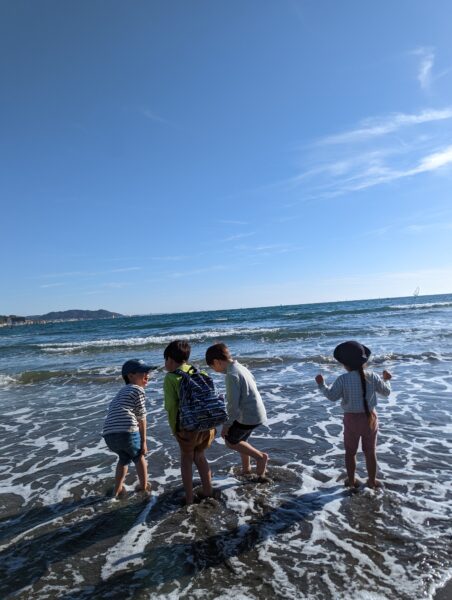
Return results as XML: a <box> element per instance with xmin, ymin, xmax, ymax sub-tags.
<box><xmin>318</xmin><ymin>370</ymin><xmax>390</xmax><ymax>413</ymax></box>
<box><xmin>102</xmin><ymin>384</ymin><xmax>146</xmax><ymax>435</ymax></box>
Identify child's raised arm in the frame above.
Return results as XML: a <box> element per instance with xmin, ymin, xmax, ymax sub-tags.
<box><xmin>315</xmin><ymin>374</ymin><xmax>344</xmax><ymax>401</ymax></box>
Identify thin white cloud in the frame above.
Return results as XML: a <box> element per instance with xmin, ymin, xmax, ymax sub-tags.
<box><xmin>218</xmin><ymin>219</ymin><xmax>249</xmax><ymax>226</ymax></box>
<box><xmin>142</xmin><ymin>108</ymin><xmax>171</xmax><ymax>125</ymax></box>
<box><xmin>414</xmin><ymin>47</ymin><xmax>435</xmax><ymax>90</ymax></box>
<box><xmin>168</xmin><ymin>265</ymin><xmax>228</xmax><ymax>278</ymax></box>
<box><xmin>40</xmin><ymin>283</ymin><xmax>65</xmax><ymax>289</ymax></box>
<box><xmin>336</xmin><ymin>145</ymin><xmax>452</xmax><ymax>193</ymax></box>
<box><xmin>222</xmin><ymin>232</ymin><xmax>256</xmax><ymax>242</ymax></box>
<box><xmin>320</xmin><ymin>108</ymin><xmax>452</xmax><ymax>145</ymax></box>
<box><xmin>405</xmin><ymin>222</ymin><xmax>452</xmax><ymax>233</ymax></box>
<box><xmin>109</xmin><ymin>267</ymin><xmax>142</xmax><ymax>273</ymax></box>
<box><xmin>36</xmin><ymin>267</ymin><xmax>142</xmax><ymax>279</ymax></box>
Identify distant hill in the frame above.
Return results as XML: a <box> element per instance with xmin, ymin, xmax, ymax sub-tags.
<box><xmin>27</xmin><ymin>309</ymin><xmax>124</xmax><ymax>321</ymax></box>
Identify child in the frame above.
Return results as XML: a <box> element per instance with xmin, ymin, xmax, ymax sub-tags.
<box><xmin>205</xmin><ymin>343</ymin><xmax>268</xmax><ymax>476</ymax></box>
<box><xmin>315</xmin><ymin>340</ymin><xmax>392</xmax><ymax>489</ymax></box>
<box><xmin>163</xmin><ymin>340</ymin><xmax>215</xmax><ymax>505</ymax></box>
<box><xmin>102</xmin><ymin>359</ymin><xmax>153</xmax><ymax>497</ymax></box>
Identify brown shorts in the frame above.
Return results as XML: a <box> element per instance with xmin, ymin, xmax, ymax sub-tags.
<box><xmin>175</xmin><ymin>428</ymin><xmax>216</xmax><ymax>454</ymax></box>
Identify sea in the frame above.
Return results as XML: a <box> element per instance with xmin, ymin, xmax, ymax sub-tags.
<box><xmin>1</xmin><ymin>294</ymin><xmax>451</xmax><ymax>600</ymax></box>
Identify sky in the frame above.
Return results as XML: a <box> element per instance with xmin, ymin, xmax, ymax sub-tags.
<box><xmin>1</xmin><ymin>0</ymin><xmax>452</xmax><ymax>315</ymax></box>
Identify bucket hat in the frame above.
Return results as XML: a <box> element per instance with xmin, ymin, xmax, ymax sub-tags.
<box><xmin>333</xmin><ymin>341</ymin><xmax>371</xmax><ymax>370</ymax></box>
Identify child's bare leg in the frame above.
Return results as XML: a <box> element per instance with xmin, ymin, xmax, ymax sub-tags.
<box><xmin>180</xmin><ymin>450</ymin><xmax>194</xmax><ymax>504</ymax></box>
<box><xmin>135</xmin><ymin>454</ymin><xmax>149</xmax><ymax>491</ymax></box>
<box><xmin>344</xmin><ymin>450</ymin><xmax>357</xmax><ymax>487</ymax></box>
<box><xmin>240</xmin><ymin>453</ymin><xmax>251</xmax><ymax>474</ymax></box>
<box><xmin>193</xmin><ymin>450</ymin><xmax>213</xmax><ymax>497</ymax></box>
<box><xmin>114</xmin><ymin>461</ymin><xmax>128</xmax><ymax>496</ymax></box>
<box><xmin>363</xmin><ymin>427</ymin><xmax>380</xmax><ymax>487</ymax></box>
<box><xmin>365</xmin><ymin>450</ymin><xmax>380</xmax><ymax>487</ymax></box>
<box><xmin>226</xmin><ymin>440</ymin><xmax>268</xmax><ymax>476</ymax></box>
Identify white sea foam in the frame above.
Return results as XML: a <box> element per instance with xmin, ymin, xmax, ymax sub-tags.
<box><xmin>37</xmin><ymin>327</ymin><xmax>280</xmax><ymax>353</ymax></box>
<box><xmin>390</xmin><ymin>301</ymin><xmax>452</xmax><ymax>310</ymax></box>
<box><xmin>101</xmin><ymin>495</ymin><xmax>158</xmax><ymax>579</ymax></box>
<box><xmin>0</xmin><ymin>374</ymin><xmax>16</xmax><ymax>387</ymax></box>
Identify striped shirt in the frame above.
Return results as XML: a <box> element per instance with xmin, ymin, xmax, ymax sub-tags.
<box><xmin>102</xmin><ymin>384</ymin><xmax>146</xmax><ymax>436</ymax></box>
<box><xmin>318</xmin><ymin>370</ymin><xmax>390</xmax><ymax>413</ymax></box>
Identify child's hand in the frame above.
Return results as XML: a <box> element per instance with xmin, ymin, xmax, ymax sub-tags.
<box><xmin>141</xmin><ymin>442</ymin><xmax>148</xmax><ymax>455</ymax></box>
<box><xmin>315</xmin><ymin>374</ymin><xmax>324</xmax><ymax>385</ymax></box>
<box><xmin>221</xmin><ymin>425</ymin><xmax>229</xmax><ymax>439</ymax></box>
<box><xmin>382</xmin><ymin>370</ymin><xmax>392</xmax><ymax>381</ymax></box>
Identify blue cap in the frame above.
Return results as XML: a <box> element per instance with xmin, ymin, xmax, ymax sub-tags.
<box><xmin>121</xmin><ymin>359</ymin><xmax>156</xmax><ymax>377</ymax></box>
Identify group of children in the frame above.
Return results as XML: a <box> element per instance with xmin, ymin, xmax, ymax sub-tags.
<box><xmin>102</xmin><ymin>339</ymin><xmax>392</xmax><ymax>503</ymax></box>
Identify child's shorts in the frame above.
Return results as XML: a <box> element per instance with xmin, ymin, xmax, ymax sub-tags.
<box><xmin>225</xmin><ymin>421</ymin><xmax>260</xmax><ymax>445</ymax></box>
<box><xmin>104</xmin><ymin>431</ymin><xmax>142</xmax><ymax>466</ymax></box>
<box><xmin>175</xmin><ymin>428</ymin><xmax>216</xmax><ymax>453</ymax></box>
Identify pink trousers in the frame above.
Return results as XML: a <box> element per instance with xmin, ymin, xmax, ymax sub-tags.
<box><xmin>343</xmin><ymin>412</ymin><xmax>378</xmax><ymax>458</ymax></box>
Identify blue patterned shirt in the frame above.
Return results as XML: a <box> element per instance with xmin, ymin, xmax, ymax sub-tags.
<box><xmin>317</xmin><ymin>370</ymin><xmax>391</xmax><ymax>413</ymax></box>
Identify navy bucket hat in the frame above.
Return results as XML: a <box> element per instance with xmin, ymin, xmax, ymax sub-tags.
<box><xmin>333</xmin><ymin>341</ymin><xmax>371</xmax><ymax>370</ymax></box>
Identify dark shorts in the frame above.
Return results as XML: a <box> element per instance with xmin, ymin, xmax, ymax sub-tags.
<box><xmin>104</xmin><ymin>431</ymin><xmax>142</xmax><ymax>466</ymax></box>
<box><xmin>225</xmin><ymin>421</ymin><xmax>260</xmax><ymax>445</ymax></box>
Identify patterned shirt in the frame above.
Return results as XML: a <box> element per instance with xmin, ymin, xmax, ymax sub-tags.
<box><xmin>317</xmin><ymin>370</ymin><xmax>390</xmax><ymax>413</ymax></box>
<box><xmin>102</xmin><ymin>384</ymin><xmax>146</xmax><ymax>435</ymax></box>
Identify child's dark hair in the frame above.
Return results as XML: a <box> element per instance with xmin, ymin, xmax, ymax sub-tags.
<box><xmin>205</xmin><ymin>343</ymin><xmax>232</xmax><ymax>365</ymax></box>
<box><xmin>164</xmin><ymin>340</ymin><xmax>191</xmax><ymax>364</ymax></box>
<box><xmin>123</xmin><ymin>374</ymin><xmax>130</xmax><ymax>384</ymax></box>
<box><xmin>357</xmin><ymin>365</ymin><xmax>370</xmax><ymax>418</ymax></box>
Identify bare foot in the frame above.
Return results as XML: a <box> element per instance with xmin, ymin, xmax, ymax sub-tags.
<box><xmin>256</xmin><ymin>452</ymin><xmax>269</xmax><ymax>476</ymax></box>
<box><xmin>114</xmin><ymin>486</ymin><xmax>127</xmax><ymax>498</ymax></box>
<box><xmin>239</xmin><ymin>469</ymin><xmax>252</xmax><ymax>476</ymax></box>
<box><xmin>135</xmin><ymin>482</ymin><xmax>152</xmax><ymax>492</ymax></box>
<box><xmin>366</xmin><ymin>479</ymin><xmax>382</xmax><ymax>489</ymax></box>
<box><xmin>344</xmin><ymin>478</ymin><xmax>361</xmax><ymax>489</ymax></box>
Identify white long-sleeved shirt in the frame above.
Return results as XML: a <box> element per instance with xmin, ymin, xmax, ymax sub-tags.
<box><xmin>317</xmin><ymin>370</ymin><xmax>390</xmax><ymax>413</ymax></box>
<box><xmin>225</xmin><ymin>360</ymin><xmax>267</xmax><ymax>426</ymax></box>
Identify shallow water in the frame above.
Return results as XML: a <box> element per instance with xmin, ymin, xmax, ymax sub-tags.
<box><xmin>1</xmin><ymin>294</ymin><xmax>451</xmax><ymax>599</ymax></box>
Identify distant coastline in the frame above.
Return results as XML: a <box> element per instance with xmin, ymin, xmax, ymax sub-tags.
<box><xmin>0</xmin><ymin>309</ymin><xmax>123</xmax><ymax>327</ymax></box>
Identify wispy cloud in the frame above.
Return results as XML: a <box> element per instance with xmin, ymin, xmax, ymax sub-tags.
<box><xmin>168</xmin><ymin>265</ymin><xmax>228</xmax><ymax>278</ymax></box>
<box><xmin>326</xmin><ymin>145</ymin><xmax>452</xmax><ymax>193</ymax></box>
<box><xmin>39</xmin><ymin>282</ymin><xmax>65</xmax><ymax>289</ymax></box>
<box><xmin>222</xmin><ymin>232</ymin><xmax>256</xmax><ymax>242</ymax></box>
<box><xmin>141</xmin><ymin>108</ymin><xmax>172</xmax><ymax>125</ymax></box>
<box><xmin>36</xmin><ymin>267</ymin><xmax>142</xmax><ymax>279</ymax></box>
<box><xmin>272</xmin><ymin>102</ymin><xmax>452</xmax><ymax>205</ymax></box>
<box><xmin>414</xmin><ymin>47</ymin><xmax>435</xmax><ymax>91</ymax></box>
<box><xmin>217</xmin><ymin>219</ymin><xmax>249</xmax><ymax>226</ymax></box>
<box><xmin>319</xmin><ymin>108</ymin><xmax>452</xmax><ymax>145</ymax></box>
<box><xmin>404</xmin><ymin>221</ymin><xmax>452</xmax><ymax>234</ymax></box>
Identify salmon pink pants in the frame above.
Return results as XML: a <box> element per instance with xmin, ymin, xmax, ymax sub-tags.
<box><xmin>343</xmin><ymin>412</ymin><xmax>378</xmax><ymax>457</ymax></box>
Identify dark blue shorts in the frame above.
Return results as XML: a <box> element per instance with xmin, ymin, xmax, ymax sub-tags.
<box><xmin>225</xmin><ymin>421</ymin><xmax>260</xmax><ymax>445</ymax></box>
<box><xmin>104</xmin><ymin>431</ymin><xmax>142</xmax><ymax>466</ymax></box>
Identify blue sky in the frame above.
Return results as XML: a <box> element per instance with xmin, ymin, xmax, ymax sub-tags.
<box><xmin>1</xmin><ymin>1</ymin><xmax>452</xmax><ymax>315</ymax></box>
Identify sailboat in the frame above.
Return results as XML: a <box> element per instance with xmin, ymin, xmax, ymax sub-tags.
<box><xmin>413</xmin><ymin>286</ymin><xmax>420</xmax><ymax>297</ymax></box>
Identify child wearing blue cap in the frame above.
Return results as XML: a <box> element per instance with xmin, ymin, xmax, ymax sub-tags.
<box><xmin>102</xmin><ymin>359</ymin><xmax>154</xmax><ymax>497</ymax></box>
<box><xmin>315</xmin><ymin>341</ymin><xmax>392</xmax><ymax>489</ymax></box>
